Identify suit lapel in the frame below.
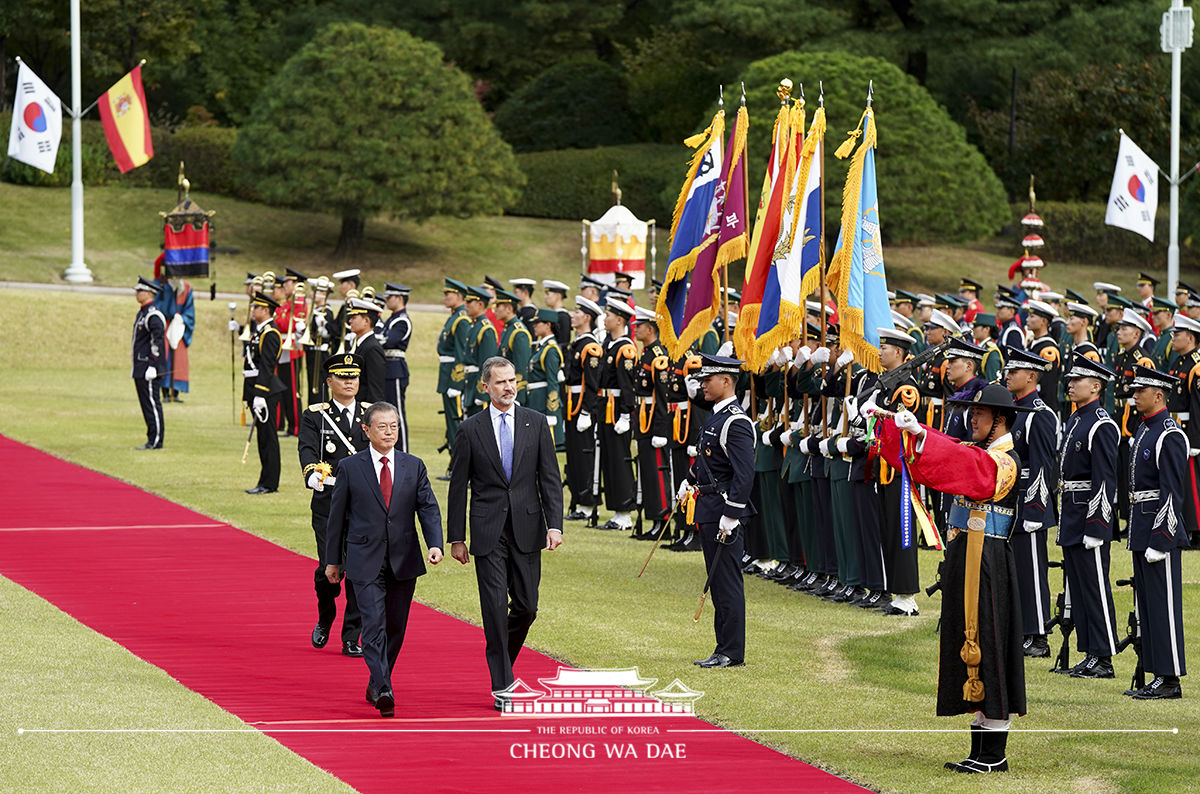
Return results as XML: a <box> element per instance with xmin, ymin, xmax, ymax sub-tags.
<box><xmin>510</xmin><ymin>406</ymin><xmax>530</xmax><ymax>477</ymax></box>
<box><xmin>478</xmin><ymin>411</ymin><xmax>506</xmax><ymax>481</ymax></box>
<box><xmin>363</xmin><ymin>450</ymin><xmax>387</xmax><ymax>511</ymax></box>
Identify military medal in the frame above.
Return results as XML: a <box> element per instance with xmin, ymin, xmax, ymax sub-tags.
<box><xmin>326</xmin><ymin>440</ymin><xmax>337</xmax><ymax>453</ymax></box>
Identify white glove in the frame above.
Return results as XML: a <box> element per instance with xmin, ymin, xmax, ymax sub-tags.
<box><xmin>794</xmin><ymin>346</ymin><xmax>811</xmax><ymax>365</ymax></box>
<box><xmin>315</xmin><ymin>313</ymin><xmax>327</xmax><ymax>332</ymax></box>
<box><xmin>1144</xmin><ymin>547</ymin><xmax>1169</xmax><ymax>564</ymax></box>
<box><xmin>228</xmin><ymin>320</ymin><xmax>240</xmax><ymax>332</ymax></box>
<box><xmin>836</xmin><ymin>349</ymin><xmax>854</xmax><ymax>368</ymax></box>
<box><xmin>717</xmin><ymin>341</ymin><xmax>734</xmax><ymax>357</ymax></box>
<box><xmin>1023</xmin><ymin>520</ymin><xmax>1042</xmax><ymax>532</ymax></box>
<box><xmin>557</xmin><ymin>370</ymin><xmax>566</xmax><ymax>383</ymax></box>
<box><xmin>144</xmin><ymin>366</ymin><xmax>157</xmax><ymax>382</ymax></box>
<box><xmin>614</xmin><ymin>414</ymin><xmax>630</xmax><ymax>435</ymax></box>
<box><xmin>651</xmin><ymin>435</ymin><xmax>667</xmax><ymax>448</ymax></box>
<box><xmin>686</xmin><ymin>445</ymin><xmax>698</xmax><ymax>457</ymax></box>
<box><xmin>810</xmin><ymin>346</ymin><xmax>830</xmax><ymax>365</ymax></box>
<box><xmin>1190</xmin><ymin>448</ymin><xmax>1200</xmax><ymax>458</ymax></box>
<box><xmin>576</xmin><ymin>412</ymin><xmax>592</xmax><ymax>432</ymax></box>
<box><xmin>836</xmin><ymin>437</ymin><xmax>850</xmax><ymax>454</ymax></box>
<box><xmin>676</xmin><ymin>479</ymin><xmax>694</xmax><ymax>501</ymax></box>
<box><xmin>306</xmin><ymin>471</ymin><xmax>325</xmax><ymax>492</ymax></box>
<box><xmin>547</xmin><ymin>416</ymin><xmax>558</xmax><ymax>427</ymax></box>
<box><xmin>894</xmin><ymin>409</ymin><xmax>923</xmax><ymax>437</ymax></box>
<box><xmin>293</xmin><ymin>319</ymin><xmax>306</xmax><ymax>334</ymax></box>
<box><xmin>685</xmin><ymin>377</ymin><xmax>700</xmax><ymax>399</ymax></box>
<box><xmin>761</xmin><ymin>430</ymin><xmax>772</xmax><ymax>445</ymax></box>
<box><xmin>446</xmin><ymin>388</ymin><xmax>462</xmax><ymax>398</ymax></box>
<box><xmin>718</xmin><ymin>515</ymin><xmax>739</xmax><ymax>539</ymax></box>
<box><xmin>253</xmin><ymin>396</ymin><xmax>268</xmax><ymax>423</ymax></box>
<box><xmin>1083</xmin><ymin>535</ymin><xmax>1104</xmax><ymax>550</ymax></box>
<box><xmin>860</xmin><ymin>392</ymin><xmax>880</xmax><ymax>419</ymax></box>
<box><xmin>779</xmin><ymin>346</ymin><xmax>794</xmax><ymax>363</ymax></box>
<box><xmin>818</xmin><ymin>437</ymin><xmax>833</xmax><ymax>457</ymax></box>
<box><xmin>845</xmin><ymin>396</ymin><xmax>860</xmax><ymax>423</ymax></box>
<box><xmin>781</xmin><ymin>428</ymin><xmax>794</xmax><ymax>446</ymax></box>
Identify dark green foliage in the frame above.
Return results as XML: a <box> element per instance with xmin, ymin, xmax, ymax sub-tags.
<box><xmin>616</xmin><ymin>27</ymin><xmax>722</xmax><ymax>144</ymax></box>
<box><xmin>493</xmin><ymin>58</ymin><xmax>638</xmax><ymax>153</ymax></box>
<box><xmin>232</xmin><ymin>22</ymin><xmax>522</xmax><ymax>255</ymax></box>
<box><xmin>736</xmin><ymin>51</ymin><xmax>1009</xmax><ymax>244</ymax></box>
<box><xmin>1014</xmin><ymin>202</ymin><xmax>1200</xmax><ymax>269</ymax></box>
<box><xmin>0</xmin><ymin>114</ymin><xmax>139</xmax><ymax>187</ymax></box>
<box><xmin>509</xmin><ymin>144</ymin><xmax>683</xmax><ymax>224</ymax></box>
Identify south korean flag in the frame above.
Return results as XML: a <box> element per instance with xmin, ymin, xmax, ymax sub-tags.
<box><xmin>7</xmin><ymin>60</ymin><xmax>63</xmax><ymax>174</ymax></box>
<box><xmin>1104</xmin><ymin>132</ymin><xmax>1160</xmax><ymax>242</ymax></box>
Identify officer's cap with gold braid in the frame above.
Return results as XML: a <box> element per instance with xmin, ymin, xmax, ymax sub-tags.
<box><xmin>465</xmin><ymin>285</ymin><xmax>492</xmax><ymax>305</ymax></box>
<box><xmin>250</xmin><ymin>291</ymin><xmax>279</xmax><ymax>311</ymax></box>
<box><xmin>1130</xmin><ymin>363</ymin><xmax>1179</xmax><ymax>391</ymax></box>
<box><xmin>697</xmin><ymin>353</ymin><xmax>743</xmax><ymax>378</ymax></box>
<box><xmin>1137</xmin><ymin>272</ymin><xmax>1160</xmax><ymax>288</ymax></box>
<box><xmin>443</xmin><ymin>278</ymin><xmax>468</xmax><ymax>295</ymax></box>
<box><xmin>1151</xmin><ymin>296</ymin><xmax>1178</xmax><ymax>313</ymax></box>
<box><xmin>324</xmin><ymin>353</ymin><xmax>362</xmax><ymax>378</ymax></box>
<box><xmin>1064</xmin><ymin>354</ymin><xmax>1114</xmax><ymax>383</ymax></box>
<box><xmin>346</xmin><ymin>297</ymin><xmax>380</xmax><ymax>316</ymax></box>
<box><xmin>877</xmin><ymin>327</ymin><xmax>914</xmax><ymax>350</ymax></box>
<box><xmin>534</xmin><ymin>308</ymin><xmax>559</xmax><ymax>325</ymax></box>
<box><xmin>1002</xmin><ymin>346</ymin><xmax>1051</xmax><ymax>372</ymax></box>
<box><xmin>492</xmin><ymin>289</ymin><xmax>520</xmax><ymax>307</ymax></box>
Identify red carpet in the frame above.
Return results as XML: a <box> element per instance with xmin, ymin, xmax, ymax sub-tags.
<box><xmin>0</xmin><ymin>436</ymin><xmax>864</xmax><ymax>794</ymax></box>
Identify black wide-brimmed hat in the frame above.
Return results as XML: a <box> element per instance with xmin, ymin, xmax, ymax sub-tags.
<box><xmin>947</xmin><ymin>383</ymin><xmax>1036</xmax><ymax>412</ymax></box>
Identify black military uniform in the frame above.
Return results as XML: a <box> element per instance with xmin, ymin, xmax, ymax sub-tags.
<box><xmin>306</xmin><ymin>278</ymin><xmax>337</xmax><ymax>404</ymax></box>
<box><xmin>683</xmin><ymin>354</ymin><xmax>756</xmax><ymax>667</ymax></box>
<box><xmin>1111</xmin><ymin>309</ymin><xmax>1158</xmax><ymax>528</ymax></box>
<box><xmin>633</xmin><ymin>310</ymin><xmax>673</xmax><ymax>537</ymax></box>
<box><xmin>244</xmin><ymin>291</ymin><xmax>286</xmax><ymax>494</ymax></box>
<box><xmin>1057</xmin><ymin>355</ymin><xmax>1121</xmax><ymax>678</ymax></box>
<box><xmin>346</xmin><ymin>298</ymin><xmax>386</xmax><ymax>405</ymax></box>
<box><xmin>298</xmin><ymin>353</ymin><xmax>371</xmax><ymax>656</ymax></box>
<box><xmin>132</xmin><ymin>276</ymin><xmax>167</xmax><ymax>450</ymax></box>
<box><xmin>563</xmin><ymin>297</ymin><xmax>604</xmax><ymax>520</ymax></box>
<box><xmin>1025</xmin><ymin>300</ymin><xmax>1063</xmax><ymax>415</ymax></box>
<box><xmin>597</xmin><ymin>298</ymin><xmax>638</xmax><ymax>527</ymax></box>
<box><xmin>1126</xmin><ymin>365</ymin><xmax>1190</xmax><ymax>699</ymax></box>
<box><xmin>665</xmin><ymin>347</ymin><xmax>705</xmax><ymax>550</ymax></box>
<box><xmin>1165</xmin><ymin>312</ymin><xmax>1200</xmax><ymax>544</ymax></box>
<box><xmin>1003</xmin><ymin>348</ymin><xmax>1061</xmax><ymax>658</ymax></box>
<box><xmin>380</xmin><ymin>283</ymin><xmax>413</xmax><ymax>452</ymax></box>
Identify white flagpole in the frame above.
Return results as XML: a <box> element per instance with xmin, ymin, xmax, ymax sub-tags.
<box><xmin>1162</xmin><ymin>0</ymin><xmax>1193</xmax><ymax>297</ymax></box>
<box><xmin>63</xmin><ymin>0</ymin><xmax>93</xmax><ymax>283</ymax></box>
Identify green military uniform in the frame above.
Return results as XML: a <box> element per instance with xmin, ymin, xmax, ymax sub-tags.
<box><xmin>437</xmin><ymin>279</ymin><xmax>471</xmax><ymax>454</ymax></box>
<box><xmin>497</xmin><ymin>306</ymin><xmax>533</xmax><ymax>404</ymax></box>
<box><xmin>527</xmin><ymin>309</ymin><xmax>564</xmax><ymax>448</ymax></box>
<box><xmin>464</xmin><ymin>285</ymin><xmax>499</xmax><ymax>416</ymax></box>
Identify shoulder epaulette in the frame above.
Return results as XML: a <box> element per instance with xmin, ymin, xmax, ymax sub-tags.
<box><xmin>308</xmin><ymin>402</ymin><xmax>329</xmax><ymax>412</ymax></box>
<box><xmin>360</xmin><ymin>402</ymin><xmax>373</xmax><ymax>409</ymax></box>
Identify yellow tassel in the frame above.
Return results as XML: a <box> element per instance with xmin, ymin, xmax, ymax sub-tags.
<box><xmin>670</xmin><ymin>111</ymin><xmax>725</xmax><ymax>245</ymax></box>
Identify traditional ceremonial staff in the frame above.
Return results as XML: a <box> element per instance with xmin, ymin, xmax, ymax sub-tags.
<box><xmin>240</xmin><ymin>423</ymin><xmax>255</xmax><ymax>464</ymax></box>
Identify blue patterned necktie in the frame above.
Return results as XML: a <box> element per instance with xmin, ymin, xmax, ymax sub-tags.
<box><xmin>499</xmin><ymin>411</ymin><xmax>513</xmax><ymax>481</ymax></box>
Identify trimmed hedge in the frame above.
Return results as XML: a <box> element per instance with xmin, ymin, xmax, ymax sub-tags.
<box><xmin>1013</xmin><ymin>201</ymin><xmax>1200</xmax><ymax>268</ymax></box>
<box><xmin>0</xmin><ymin>113</ymin><xmax>124</xmax><ymax>187</ymax></box>
<box><xmin>509</xmin><ymin>144</ymin><xmax>685</xmax><ymax>223</ymax></box>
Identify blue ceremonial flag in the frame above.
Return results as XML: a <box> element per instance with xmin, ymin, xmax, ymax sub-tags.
<box><xmin>826</xmin><ymin>106</ymin><xmax>891</xmax><ymax>373</ymax></box>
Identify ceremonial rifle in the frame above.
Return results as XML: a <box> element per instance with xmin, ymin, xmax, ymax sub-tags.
<box><xmin>1113</xmin><ymin>576</ymin><xmax>1145</xmax><ymax>694</ymax></box>
<box><xmin>1045</xmin><ymin>560</ymin><xmax>1075</xmax><ymax>673</ymax></box>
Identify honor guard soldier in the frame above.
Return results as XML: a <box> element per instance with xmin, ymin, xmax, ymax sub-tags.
<box><xmin>306</xmin><ymin>276</ymin><xmax>337</xmax><ymax>404</ymax></box>
<box><xmin>542</xmin><ymin>280</ymin><xmax>573</xmax><ymax>346</ymax></box>
<box><xmin>890</xmin><ymin>290</ymin><xmax>925</xmax><ymax>351</ymax></box>
<box><xmin>346</xmin><ymin>298</ymin><xmax>386</xmax><ymax>405</ymax></box>
<box><xmin>598</xmin><ymin>297</ymin><xmax>638</xmax><ymax>530</ymax></box>
<box><xmin>1099</xmin><ymin>293</ymin><xmax>1133</xmax><ymax>365</ymax></box>
<box><xmin>1112</xmin><ymin>308</ymin><xmax>1158</xmax><ymax>527</ymax></box>
<box><xmin>276</xmin><ymin>269</ymin><xmax>308</xmax><ymax>436</ymax></box>
<box><xmin>1003</xmin><ymin>347</ymin><xmax>1062</xmax><ymax>658</ymax></box>
<box><xmin>676</xmin><ymin>353</ymin><xmax>756</xmax><ymax>668</ymax></box>
<box><xmin>380</xmin><ymin>283</ymin><xmax>413</xmax><ymax>452</ymax></box>
<box><xmin>494</xmin><ymin>289</ymin><xmax>533</xmax><ymax>404</ymax></box>
<box><xmin>437</xmin><ymin>279</ymin><xmax>471</xmax><ymax>471</ymax></box>
<box><xmin>918</xmin><ymin>310</ymin><xmax>959</xmax><ymax>431</ymax></box>
<box><xmin>995</xmin><ymin>287</ymin><xmax>1025</xmax><ymax>351</ymax></box>
<box><xmin>1093</xmin><ymin>281</ymin><xmax>1122</xmax><ymax>351</ymax></box>
<box><xmin>527</xmin><ymin>309</ymin><xmax>564</xmax><ymax>448</ymax></box>
<box><xmin>1126</xmin><ymin>365</ymin><xmax>1190</xmax><ymax>699</ymax></box>
<box><xmin>244</xmin><ymin>291</ymin><xmax>286</xmax><ymax>494</ymax></box>
<box><xmin>132</xmin><ymin>276</ymin><xmax>167</xmax><ymax>450</ymax></box>
<box><xmin>564</xmin><ymin>296</ymin><xmax>605</xmax><ymax>520</ymax></box>
<box><xmin>331</xmin><ymin>269</ymin><xmax>362</xmax><ymax>354</ymax></box>
<box><xmin>632</xmin><ymin>305</ymin><xmax>673</xmax><ymax>539</ymax></box>
<box><xmin>1174</xmin><ymin>281</ymin><xmax>1196</xmax><ymax>311</ymax></box>
<box><xmin>464</xmin><ymin>285</ymin><xmax>500</xmax><ymax>415</ymax></box>
<box><xmin>1058</xmin><ymin>355</ymin><xmax>1121</xmax><ymax>679</ymax></box>
<box><xmin>1136</xmin><ymin>272</ymin><xmax>1159</xmax><ymax>327</ymax></box>
<box><xmin>1063</xmin><ymin>302</ymin><xmax>1102</xmax><ymax>370</ymax></box>
<box><xmin>298</xmin><ymin>353</ymin><xmax>371</xmax><ymax>658</ymax></box>
<box><xmin>959</xmin><ymin>278</ymin><xmax>985</xmax><ymax>323</ymax></box>
<box><xmin>1151</xmin><ymin>297</ymin><xmax>1179</xmax><ymax>369</ymax></box>
<box><xmin>971</xmin><ymin>313</ymin><xmax>1004</xmax><ymax>382</ymax></box>
<box><xmin>665</xmin><ymin>348</ymin><xmax>705</xmax><ymax>550</ymax></box>
<box><xmin>1166</xmin><ymin>312</ymin><xmax>1200</xmax><ymax>544</ymax></box>
<box><xmin>1024</xmin><ymin>300</ymin><xmax>1063</xmax><ymax>414</ymax></box>
<box><xmin>482</xmin><ymin>276</ymin><xmax>505</xmax><ymax>335</ymax></box>
<box><xmin>510</xmin><ymin>277</ymin><xmax>538</xmax><ymax>324</ymax></box>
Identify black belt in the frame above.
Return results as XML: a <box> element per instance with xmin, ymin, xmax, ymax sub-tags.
<box><xmin>695</xmin><ymin>480</ymin><xmax>732</xmax><ymax>495</ymax></box>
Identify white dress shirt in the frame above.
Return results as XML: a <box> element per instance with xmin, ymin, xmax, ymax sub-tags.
<box><xmin>371</xmin><ymin>446</ymin><xmax>396</xmax><ymax>486</ymax></box>
<box><xmin>486</xmin><ymin>403</ymin><xmax>561</xmax><ymax>535</ymax></box>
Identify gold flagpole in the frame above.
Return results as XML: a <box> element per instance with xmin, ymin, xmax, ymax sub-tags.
<box><xmin>818</xmin><ymin>82</ymin><xmax>829</xmax><ymax>437</ymax></box>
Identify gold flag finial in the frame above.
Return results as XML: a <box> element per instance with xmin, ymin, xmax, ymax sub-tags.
<box><xmin>611</xmin><ymin>170</ymin><xmax>622</xmax><ymax>206</ymax></box>
<box><xmin>1028</xmin><ymin>174</ymin><xmax>1036</xmax><ymax>212</ymax></box>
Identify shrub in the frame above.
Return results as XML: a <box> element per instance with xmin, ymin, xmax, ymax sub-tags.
<box><xmin>1013</xmin><ymin>201</ymin><xmax>1200</xmax><ymax>268</ymax></box>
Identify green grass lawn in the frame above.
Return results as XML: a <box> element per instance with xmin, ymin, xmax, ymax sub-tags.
<box><xmin>0</xmin><ymin>288</ymin><xmax>1196</xmax><ymax>794</ymax></box>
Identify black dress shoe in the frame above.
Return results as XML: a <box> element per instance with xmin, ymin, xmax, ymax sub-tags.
<box><xmin>134</xmin><ymin>443</ymin><xmax>160</xmax><ymax>451</ymax></box>
<box><xmin>311</xmin><ymin>624</ymin><xmax>330</xmax><ymax>649</ymax></box>
<box><xmin>1070</xmin><ymin>654</ymin><xmax>1114</xmax><ymax>679</ymax></box>
<box><xmin>694</xmin><ymin>653</ymin><xmax>744</xmax><ymax>668</ymax></box>
<box><xmin>245</xmin><ymin>486</ymin><xmax>277</xmax><ymax>495</ymax></box>
<box><xmin>375</xmin><ymin>691</ymin><xmax>395</xmax><ymax>717</ymax></box>
<box><xmin>342</xmin><ymin>641</ymin><xmax>363</xmax><ymax>657</ymax></box>
<box><xmin>880</xmin><ymin>605</ymin><xmax>918</xmax><ymax>616</ymax></box>
<box><xmin>1130</xmin><ymin>675</ymin><xmax>1183</xmax><ymax>699</ymax></box>
<box><xmin>1022</xmin><ymin>635</ymin><xmax>1051</xmax><ymax>658</ymax></box>
<box><xmin>598</xmin><ymin>519</ymin><xmax>625</xmax><ymax>530</ymax></box>
<box><xmin>366</xmin><ymin>683</ymin><xmax>379</xmax><ymax>704</ymax></box>
<box><xmin>565</xmin><ymin>509</ymin><xmax>589</xmax><ymax>521</ymax></box>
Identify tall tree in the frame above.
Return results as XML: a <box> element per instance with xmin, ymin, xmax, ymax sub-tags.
<box><xmin>232</xmin><ymin>22</ymin><xmax>522</xmax><ymax>258</ymax></box>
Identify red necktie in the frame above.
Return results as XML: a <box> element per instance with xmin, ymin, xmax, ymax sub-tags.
<box><xmin>379</xmin><ymin>456</ymin><xmax>391</xmax><ymax>510</ymax></box>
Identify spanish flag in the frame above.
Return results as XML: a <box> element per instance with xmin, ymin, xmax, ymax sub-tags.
<box><xmin>98</xmin><ymin>65</ymin><xmax>153</xmax><ymax>173</ymax></box>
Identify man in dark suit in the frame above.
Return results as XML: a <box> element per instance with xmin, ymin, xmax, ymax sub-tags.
<box><xmin>347</xmin><ymin>297</ymin><xmax>386</xmax><ymax>404</ymax></box>
<box><xmin>326</xmin><ymin>402</ymin><xmax>443</xmax><ymax>717</ymax></box>
<box><xmin>447</xmin><ymin>356</ymin><xmax>564</xmax><ymax>705</ymax></box>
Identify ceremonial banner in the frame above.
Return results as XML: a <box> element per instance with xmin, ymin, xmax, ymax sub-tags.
<box><xmin>1104</xmin><ymin>132</ymin><xmax>1159</xmax><ymax>242</ymax></box>
<box><xmin>754</xmin><ymin>106</ymin><xmax>826</xmax><ymax>365</ymax></box>
<box><xmin>6</xmin><ymin>61</ymin><xmax>62</xmax><ymax>174</ymax></box>
<box><xmin>98</xmin><ymin>64</ymin><xmax>154</xmax><ymax>173</ymax></box>
<box><xmin>657</xmin><ymin>110</ymin><xmax>725</xmax><ymax>357</ymax></box>
<box><xmin>826</xmin><ymin>106</ymin><xmax>891</xmax><ymax>373</ymax></box>
<box><xmin>735</xmin><ymin>100</ymin><xmax>796</xmax><ymax>362</ymax></box>
<box><xmin>588</xmin><ymin>204</ymin><xmax>648</xmax><ymax>286</ymax></box>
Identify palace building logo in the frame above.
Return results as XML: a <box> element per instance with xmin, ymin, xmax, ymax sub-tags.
<box><xmin>495</xmin><ymin>666</ymin><xmax>704</xmax><ymax>716</ymax></box>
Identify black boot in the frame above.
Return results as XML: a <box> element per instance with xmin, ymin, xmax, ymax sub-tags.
<box><xmin>944</xmin><ymin>724</ymin><xmax>983</xmax><ymax>772</ymax></box>
<box><xmin>959</xmin><ymin>729</ymin><xmax>1008</xmax><ymax>773</ymax></box>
